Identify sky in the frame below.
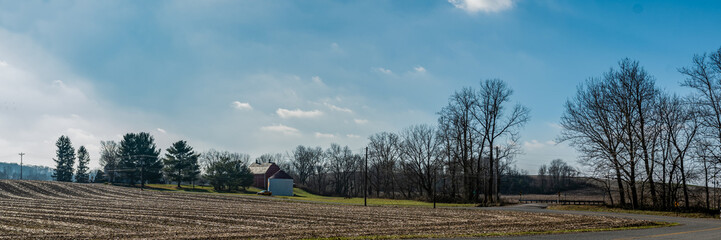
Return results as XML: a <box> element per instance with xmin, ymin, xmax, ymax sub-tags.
<box><xmin>0</xmin><ymin>0</ymin><xmax>720</xmax><ymax>173</ymax></box>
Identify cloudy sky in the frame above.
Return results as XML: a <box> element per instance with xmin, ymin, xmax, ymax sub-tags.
<box><xmin>1</xmin><ymin>0</ymin><xmax>720</xmax><ymax>172</ymax></box>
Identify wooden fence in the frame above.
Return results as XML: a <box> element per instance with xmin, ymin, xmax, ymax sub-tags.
<box><xmin>519</xmin><ymin>199</ymin><xmax>605</xmax><ymax>205</ymax></box>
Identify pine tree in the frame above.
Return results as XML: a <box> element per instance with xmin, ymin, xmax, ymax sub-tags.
<box><xmin>163</xmin><ymin>140</ymin><xmax>199</xmax><ymax>188</ymax></box>
<box><xmin>93</xmin><ymin>170</ymin><xmax>107</xmax><ymax>183</ymax></box>
<box><xmin>239</xmin><ymin>164</ymin><xmax>254</xmax><ymax>190</ymax></box>
<box><xmin>75</xmin><ymin>146</ymin><xmax>90</xmax><ymax>183</ymax></box>
<box><xmin>119</xmin><ymin>132</ymin><xmax>161</xmax><ymax>188</ymax></box>
<box><xmin>52</xmin><ymin>135</ymin><xmax>75</xmax><ymax>182</ymax></box>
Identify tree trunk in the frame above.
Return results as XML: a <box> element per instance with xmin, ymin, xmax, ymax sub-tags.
<box><xmin>680</xmin><ymin>157</ymin><xmax>690</xmax><ymax>208</ymax></box>
<box><xmin>613</xmin><ymin>156</ymin><xmax>626</xmax><ymax>206</ymax></box>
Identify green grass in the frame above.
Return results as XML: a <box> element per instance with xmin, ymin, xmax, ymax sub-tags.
<box><xmin>141</xmin><ymin>184</ymin><xmax>475</xmax><ymax>208</ymax></box>
<box><xmin>548</xmin><ymin>205</ymin><xmax>720</xmax><ymax>219</ymax></box>
<box><xmin>276</xmin><ymin>188</ymin><xmax>475</xmax><ymax>207</ymax></box>
<box><xmin>144</xmin><ymin>184</ymin><xmax>264</xmax><ymax>195</ymax></box>
<box><xmin>301</xmin><ymin>222</ymin><xmax>674</xmax><ymax>240</ymax></box>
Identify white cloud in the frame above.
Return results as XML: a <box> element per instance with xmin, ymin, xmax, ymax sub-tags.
<box><xmin>346</xmin><ymin>134</ymin><xmax>360</xmax><ymax>139</ymax></box>
<box><xmin>66</xmin><ymin>128</ymin><xmax>98</xmax><ymax>144</ymax></box>
<box><xmin>0</xmin><ymin>60</ymin><xmax>7</xmax><ymax>67</ymax></box>
<box><xmin>325</xmin><ymin>102</ymin><xmax>353</xmax><ymax>113</ymax></box>
<box><xmin>276</xmin><ymin>108</ymin><xmax>323</xmax><ymax>118</ymax></box>
<box><xmin>0</xmin><ymin>28</ymin><xmax>192</xmax><ymax>170</ymax></box>
<box><xmin>448</xmin><ymin>0</ymin><xmax>515</xmax><ymax>13</ymax></box>
<box><xmin>157</xmin><ymin>128</ymin><xmax>167</xmax><ymax>134</ymax></box>
<box><xmin>232</xmin><ymin>101</ymin><xmax>253</xmax><ymax>110</ymax></box>
<box><xmin>414</xmin><ymin>66</ymin><xmax>426</xmax><ymax>73</ymax></box>
<box><xmin>260</xmin><ymin>124</ymin><xmax>300</xmax><ymax>135</ymax></box>
<box><xmin>312</xmin><ymin>76</ymin><xmax>324</xmax><ymax>85</ymax></box>
<box><xmin>354</xmin><ymin>119</ymin><xmax>368</xmax><ymax>124</ymax></box>
<box><xmin>523</xmin><ymin>140</ymin><xmax>548</xmax><ymax>150</ymax></box>
<box><xmin>330</xmin><ymin>42</ymin><xmax>345</xmax><ymax>54</ymax></box>
<box><xmin>375</xmin><ymin>67</ymin><xmax>393</xmax><ymax>75</ymax></box>
<box><xmin>314</xmin><ymin>132</ymin><xmax>335</xmax><ymax>138</ymax></box>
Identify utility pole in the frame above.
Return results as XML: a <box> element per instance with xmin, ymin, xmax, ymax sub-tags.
<box><xmin>364</xmin><ymin>147</ymin><xmax>368</xmax><ymax>207</ymax></box>
<box><xmin>495</xmin><ymin>146</ymin><xmax>500</xmax><ymax>204</ymax></box>
<box><xmin>18</xmin><ymin>152</ymin><xmax>25</xmax><ymax>180</ymax></box>
<box><xmin>433</xmin><ymin>174</ymin><xmax>436</xmax><ymax>209</ymax></box>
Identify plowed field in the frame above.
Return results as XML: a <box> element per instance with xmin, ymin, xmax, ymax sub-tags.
<box><xmin>0</xmin><ymin>180</ymin><xmax>652</xmax><ymax>239</ymax></box>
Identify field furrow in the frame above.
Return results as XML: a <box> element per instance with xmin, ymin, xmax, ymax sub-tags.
<box><xmin>0</xmin><ymin>180</ymin><xmax>652</xmax><ymax>239</ymax></box>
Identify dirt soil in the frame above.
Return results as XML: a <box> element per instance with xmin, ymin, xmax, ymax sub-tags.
<box><xmin>0</xmin><ymin>180</ymin><xmax>653</xmax><ymax>239</ymax></box>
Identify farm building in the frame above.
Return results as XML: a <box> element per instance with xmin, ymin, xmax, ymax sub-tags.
<box><xmin>268</xmin><ymin>170</ymin><xmax>293</xmax><ymax>196</ymax></box>
<box><xmin>249</xmin><ymin>162</ymin><xmax>280</xmax><ymax>189</ymax></box>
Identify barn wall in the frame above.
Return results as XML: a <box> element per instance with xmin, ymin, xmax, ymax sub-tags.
<box><xmin>253</xmin><ymin>174</ymin><xmax>265</xmax><ymax>189</ymax></box>
<box><xmin>268</xmin><ymin>179</ymin><xmax>293</xmax><ymax>196</ymax></box>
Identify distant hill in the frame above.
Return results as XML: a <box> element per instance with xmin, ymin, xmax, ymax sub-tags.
<box><xmin>0</xmin><ymin>162</ymin><xmax>53</xmax><ymax>181</ymax></box>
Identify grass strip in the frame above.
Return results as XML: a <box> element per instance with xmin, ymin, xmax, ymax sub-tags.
<box><xmin>548</xmin><ymin>205</ymin><xmax>720</xmax><ymax>219</ymax></box>
<box><xmin>141</xmin><ymin>184</ymin><xmax>475</xmax><ymax>208</ymax></box>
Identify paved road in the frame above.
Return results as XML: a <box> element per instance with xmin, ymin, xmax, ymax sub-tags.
<box><xmin>440</xmin><ymin>204</ymin><xmax>721</xmax><ymax>240</ymax></box>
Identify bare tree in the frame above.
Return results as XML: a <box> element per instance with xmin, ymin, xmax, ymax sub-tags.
<box><xmin>368</xmin><ymin>132</ymin><xmax>401</xmax><ymax>198</ymax></box>
<box><xmin>657</xmin><ymin>94</ymin><xmax>699</xmax><ymax>208</ymax></box>
<box><xmin>680</xmin><ymin>47</ymin><xmax>721</xmax><ymax>152</ymax></box>
<box><xmin>476</xmin><ymin>79</ymin><xmax>530</xmax><ymax>204</ymax></box>
<box><xmin>560</xmin><ymin>78</ymin><xmax>627</xmax><ymax>206</ymax></box>
<box><xmin>679</xmin><ymin>47</ymin><xmax>721</xmax><ymax>210</ymax></box>
<box><xmin>99</xmin><ymin>140</ymin><xmax>121</xmax><ymax>183</ymax></box>
<box><xmin>399</xmin><ymin>124</ymin><xmax>443</xmax><ymax>200</ymax></box>
<box><xmin>538</xmin><ymin>164</ymin><xmax>547</xmax><ymax>193</ymax></box>
<box><xmin>606</xmin><ymin>59</ymin><xmax>660</xmax><ymax>208</ymax></box>
<box><xmin>327</xmin><ymin>144</ymin><xmax>359</xmax><ymax>197</ymax></box>
<box><xmin>438</xmin><ymin>87</ymin><xmax>479</xmax><ymax>202</ymax></box>
<box><xmin>291</xmin><ymin>145</ymin><xmax>323</xmax><ymax>185</ymax></box>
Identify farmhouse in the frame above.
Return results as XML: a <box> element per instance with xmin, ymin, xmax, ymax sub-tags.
<box><xmin>268</xmin><ymin>170</ymin><xmax>294</xmax><ymax>196</ymax></box>
<box><xmin>248</xmin><ymin>162</ymin><xmax>280</xmax><ymax>189</ymax></box>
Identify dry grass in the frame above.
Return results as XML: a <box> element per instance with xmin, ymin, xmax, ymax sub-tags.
<box><xmin>0</xmin><ymin>180</ymin><xmax>657</xmax><ymax>239</ymax></box>
<box><xmin>549</xmin><ymin>205</ymin><xmax>721</xmax><ymax>219</ymax></box>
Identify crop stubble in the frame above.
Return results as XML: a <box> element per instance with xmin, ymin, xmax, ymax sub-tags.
<box><xmin>0</xmin><ymin>180</ymin><xmax>650</xmax><ymax>239</ymax></box>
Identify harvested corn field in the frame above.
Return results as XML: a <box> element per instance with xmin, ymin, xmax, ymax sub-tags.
<box><xmin>0</xmin><ymin>180</ymin><xmax>652</xmax><ymax>239</ymax></box>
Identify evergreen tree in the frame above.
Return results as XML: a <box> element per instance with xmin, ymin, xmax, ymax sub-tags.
<box><xmin>238</xmin><ymin>164</ymin><xmax>254</xmax><ymax>190</ymax></box>
<box><xmin>119</xmin><ymin>132</ymin><xmax>162</xmax><ymax>188</ymax></box>
<box><xmin>203</xmin><ymin>154</ymin><xmax>253</xmax><ymax>192</ymax></box>
<box><xmin>52</xmin><ymin>135</ymin><xmax>75</xmax><ymax>182</ymax></box>
<box><xmin>75</xmin><ymin>146</ymin><xmax>90</xmax><ymax>183</ymax></box>
<box><xmin>185</xmin><ymin>157</ymin><xmax>201</xmax><ymax>188</ymax></box>
<box><xmin>163</xmin><ymin>140</ymin><xmax>199</xmax><ymax>188</ymax></box>
<box><xmin>93</xmin><ymin>170</ymin><xmax>107</xmax><ymax>183</ymax></box>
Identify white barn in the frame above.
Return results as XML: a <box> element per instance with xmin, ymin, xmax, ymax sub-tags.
<box><xmin>268</xmin><ymin>170</ymin><xmax>294</xmax><ymax>196</ymax></box>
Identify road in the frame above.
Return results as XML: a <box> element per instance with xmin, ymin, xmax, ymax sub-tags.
<box><xmin>443</xmin><ymin>204</ymin><xmax>721</xmax><ymax>240</ymax></box>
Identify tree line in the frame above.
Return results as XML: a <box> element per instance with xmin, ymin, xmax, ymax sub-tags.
<box><xmin>0</xmin><ymin>162</ymin><xmax>53</xmax><ymax>180</ymax></box>
<box><xmin>54</xmin><ymin>133</ymin><xmax>251</xmax><ymax>192</ymax></box>
<box><xmin>559</xmin><ymin>46</ymin><xmax>721</xmax><ymax>210</ymax></box>
<box><xmin>277</xmin><ymin>79</ymin><xmax>530</xmax><ymax>205</ymax></box>
<box><xmin>53</xmin><ymin>76</ymin><xmax>535</xmax><ymax>206</ymax></box>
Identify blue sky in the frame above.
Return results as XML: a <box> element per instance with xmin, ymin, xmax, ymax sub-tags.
<box><xmin>0</xmin><ymin>0</ymin><xmax>720</xmax><ymax>172</ymax></box>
